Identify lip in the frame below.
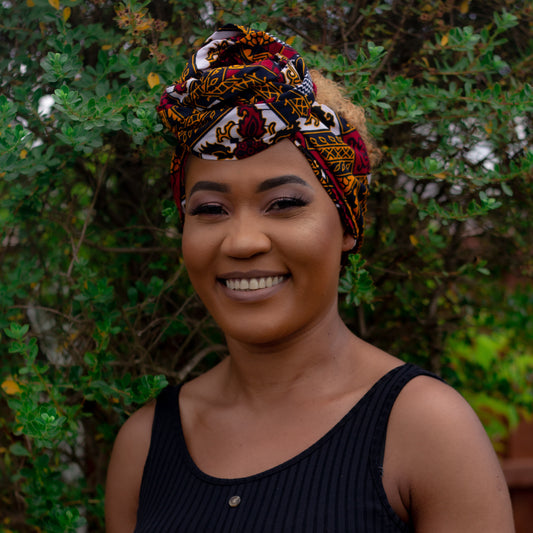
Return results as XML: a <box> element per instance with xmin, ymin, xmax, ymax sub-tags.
<box><xmin>218</xmin><ymin>270</ymin><xmax>288</xmax><ymax>280</ymax></box>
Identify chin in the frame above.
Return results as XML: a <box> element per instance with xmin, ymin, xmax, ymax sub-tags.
<box><xmin>218</xmin><ymin>311</ymin><xmax>319</xmax><ymax>349</ymax></box>
<box><xmin>222</xmin><ymin>323</ymin><xmax>290</xmax><ymax>347</ymax></box>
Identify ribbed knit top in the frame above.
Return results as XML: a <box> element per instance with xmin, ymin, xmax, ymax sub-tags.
<box><xmin>134</xmin><ymin>363</ymin><xmax>435</xmax><ymax>532</ymax></box>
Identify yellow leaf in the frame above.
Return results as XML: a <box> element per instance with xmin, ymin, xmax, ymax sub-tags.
<box><xmin>137</xmin><ymin>21</ymin><xmax>152</xmax><ymax>32</ymax></box>
<box><xmin>39</xmin><ymin>22</ymin><xmax>46</xmax><ymax>35</ymax></box>
<box><xmin>484</xmin><ymin>121</ymin><xmax>493</xmax><ymax>135</ymax></box>
<box><xmin>147</xmin><ymin>72</ymin><xmax>160</xmax><ymax>89</ymax></box>
<box><xmin>48</xmin><ymin>0</ymin><xmax>60</xmax><ymax>9</ymax></box>
<box><xmin>285</xmin><ymin>35</ymin><xmax>296</xmax><ymax>46</ymax></box>
<box><xmin>421</xmin><ymin>56</ymin><xmax>430</xmax><ymax>68</ymax></box>
<box><xmin>2</xmin><ymin>378</ymin><xmax>21</xmax><ymax>396</ymax></box>
<box><xmin>440</xmin><ymin>34</ymin><xmax>449</xmax><ymax>47</ymax></box>
<box><xmin>26</xmin><ymin>0</ymin><xmax>35</xmax><ymax>6</ymax></box>
<box><xmin>63</xmin><ymin>6</ymin><xmax>71</xmax><ymax>21</ymax></box>
<box><xmin>101</xmin><ymin>44</ymin><xmax>112</xmax><ymax>51</ymax></box>
<box><xmin>409</xmin><ymin>235</ymin><xmax>419</xmax><ymax>247</ymax></box>
<box><xmin>433</xmin><ymin>172</ymin><xmax>447</xmax><ymax>179</ymax></box>
<box><xmin>19</xmin><ymin>149</ymin><xmax>28</xmax><ymax>159</ymax></box>
<box><xmin>459</xmin><ymin>0</ymin><xmax>469</xmax><ymax>14</ymax></box>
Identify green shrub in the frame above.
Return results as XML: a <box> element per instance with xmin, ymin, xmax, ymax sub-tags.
<box><xmin>1</xmin><ymin>0</ymin><xmax>531</xmax><ymax>529</ymax></box>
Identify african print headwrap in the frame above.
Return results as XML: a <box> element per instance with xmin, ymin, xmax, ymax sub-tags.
<box><xmin>157</xmin><ymin>24</ymin><xmax>370</xmax><ymax>252</ymax></box>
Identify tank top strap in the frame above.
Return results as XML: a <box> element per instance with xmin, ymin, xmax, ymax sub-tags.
<box><xmin>150</xmin><ymin>384</ymin><xmax>182</xmax><ymax>450</ymax></box>
<box><xmin>136</xmin><ymin>383</ymin><xmax>183</xmax><ymax>517</ymax></box>
<box><xmin>368</xmin><ymin>363</ymin><xmax>442</xmax><ymax>472</ymax></box>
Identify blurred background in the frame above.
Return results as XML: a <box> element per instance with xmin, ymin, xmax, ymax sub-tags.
<box><xmin>1</xmin><ymin>1</ymin><xmax>532</xmax><ymax>531</ymax></box>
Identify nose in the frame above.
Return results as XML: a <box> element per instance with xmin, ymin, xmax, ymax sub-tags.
<box><xmin>220</xmin><ymin>212</ymin><xmax>272</xmax><ymax>259</ymax></box>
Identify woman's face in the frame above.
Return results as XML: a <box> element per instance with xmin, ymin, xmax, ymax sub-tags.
<box><xmin>182</xmin><ymin>140</ymin><xmax>354</xmax><ymax>346</ymax></box>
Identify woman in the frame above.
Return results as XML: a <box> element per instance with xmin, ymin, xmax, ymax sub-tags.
<box><xmin>105</xmin><ymin>24</ymin><xmax>514</xmax><ymax>532</ymax></box>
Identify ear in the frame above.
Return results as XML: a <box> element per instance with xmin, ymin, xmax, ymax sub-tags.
<box><xmin>342</xmin><ymin>232</ymin><xmax>356</xmax><ymax>252</ymax></box>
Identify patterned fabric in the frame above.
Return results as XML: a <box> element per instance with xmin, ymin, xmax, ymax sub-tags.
<box><xmin>157</xmin><ymin>24</ymin><xmax>370</xmax><ymax>251</ymax></box>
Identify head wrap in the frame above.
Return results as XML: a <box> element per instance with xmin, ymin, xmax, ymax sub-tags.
<box><xmin>157</xmin><ymin>24</ymin><xmax>370</xmax><ymax>252</ymax></box>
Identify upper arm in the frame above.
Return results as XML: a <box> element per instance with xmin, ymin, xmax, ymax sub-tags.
<box><xmin>387</xmin><ymin>376</ymin><xmax>514</xmax><ymax>533</ymax></box>
<box><xmin>105</xmin><ymin>401</ymin><xmax>155</xmax><ymax>533</ymax></box>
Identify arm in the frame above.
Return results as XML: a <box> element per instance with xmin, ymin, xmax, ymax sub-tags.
<box><xmin>105</xmin><ymin>401</ymin><xmax>155</xmax><ymax>533</ymax></box>
<box><xmin>386</xmin><ymin>376</ymin><xmax>514</xmax><ymax>533</ymax></box>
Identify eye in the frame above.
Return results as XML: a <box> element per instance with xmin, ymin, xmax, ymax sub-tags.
<box><xmin>267</xmin><ymin>196</ymin><xmax>308</xmax><ymax>212</ymax></box>
<box><xmin>188</xmin><ymin>203</ymin><xmax>227</xmax><ymax>216</ymax></box>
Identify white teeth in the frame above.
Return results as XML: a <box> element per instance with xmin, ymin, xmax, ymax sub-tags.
<box><xmin>224</xmin><ymin>276</ymin><xmax>285</xmax><ymax>291</ymax></box>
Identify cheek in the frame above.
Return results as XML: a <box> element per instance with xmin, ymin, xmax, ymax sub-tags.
<box><xmin>282</xmin><ymin>212</ymin><xmax>345</xmax><ymax>277</ymax></box>
<box><xmin>304</xmin><ymin>206</ymin><xmax>345</xmax><ymax>254</ymax></box>
<box><xmin>181</xmin><ymin>223</ymin><xmax>215</xmax><ymax>279</ymax></box>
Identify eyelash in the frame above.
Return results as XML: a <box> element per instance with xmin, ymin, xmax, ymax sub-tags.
<box><xmin>188</xmin><ymin>196</ymin><xmax>308</xmax><ymax>217</ymax></box>
<box><xmin>267</xmin><ymin>196</ymin><xmax>308</xmax><ymax>211</ymax></box>
<box><xmin>188</xmin><ymin>203</ymin><xmax>226</xmax><ymax>216</ymax></box>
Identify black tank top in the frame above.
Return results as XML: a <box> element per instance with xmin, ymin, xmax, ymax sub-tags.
<box><xmin>135</xmin><ymin>363</ymin><xmax>436</xmax><ymax>532</ymax></box>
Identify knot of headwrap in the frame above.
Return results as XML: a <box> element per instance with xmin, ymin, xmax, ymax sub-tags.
<box><xmin>157</xmin><ymin>24</ymin><xmax>370</xmax><ymax>252</ymax></box>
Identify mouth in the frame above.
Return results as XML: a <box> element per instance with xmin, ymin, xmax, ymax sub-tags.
<box><xmin>220</xmin><ymin>275</ymin><xmax>288</xmax><ymax>291</ymax></box>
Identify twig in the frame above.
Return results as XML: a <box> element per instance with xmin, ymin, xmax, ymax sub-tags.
<box><xmin>370</xmin><ymin>0</ymin><xmax>414</xmax><ymax>83</ymax></box>
<box><xmin>177</xmin><ymin>344</ymin><xmax>227</xmax><ymax>382</ymax></box>
<box><xmin>9</xmin><ymin>304</ymin><xmax>86</xmax><ymax>324</ymax></box>
<box><xmin>66</xmin><ymin>164</ymin><xmax>107</xmax><ymax>278</ymax></box>
<box><xmin>83</xmin><ymin>243</ymin><xmax>179</xmax><ymax>254</ymax></box>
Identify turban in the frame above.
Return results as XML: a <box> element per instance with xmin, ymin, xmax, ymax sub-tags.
<box><xmin>157</xmin><ymin>24</ymin><xmax>370</xmax><ymax>252</ymax></box>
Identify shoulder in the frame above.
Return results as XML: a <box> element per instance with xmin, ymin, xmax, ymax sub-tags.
<box><xmin>386</xmin><ymin>372</ymin><xmax>514</xmax><ymax>532</ymax></box>
<box><xmin>105</xmin><ymin>400</ymin><xmax>156</xmax><ymax>533</ymax></box>
<box><xmin>391</xmin><ymin>372</ymin><xmax>482</xmax><ymax>439</ymax></box>
<box><xmin>390</xmin><ymin>374</ymin><xmax>497</xmax><ymax>466</ymax></box>
<box><xmin>110</xmin><ymin>400</ymin><xmax>157</xmax><ymax>464</ymax></box>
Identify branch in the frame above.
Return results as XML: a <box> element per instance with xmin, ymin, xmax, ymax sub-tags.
<box><xmin>66</xmin><ymin>163</ymin><xmax>107</xmax><ymax>278</ymax></box>
<box><xmin>177</xmin><ymin>344</ymin><xmax>227</xmax><ymax>382</ymax></box>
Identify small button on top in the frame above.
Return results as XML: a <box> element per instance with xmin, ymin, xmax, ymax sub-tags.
<box><xmin>228</xmin><ymin>495</ymin><xmax>241</xmax><ymax>508</ymax></box>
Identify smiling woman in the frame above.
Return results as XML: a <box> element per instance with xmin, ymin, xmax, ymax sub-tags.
<box><xmin>105</xmin><ymin>24</ymin><xmax>515</xmax><ymax>533</ymax></box>
<box><xmin>182</xmin><ymin>140</ymin><xmax>352</xmax><ymax>345</ymax></box>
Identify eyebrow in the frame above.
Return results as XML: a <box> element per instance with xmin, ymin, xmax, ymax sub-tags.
<box><xmin>255</xmin><ymin>175</ymin><xmax>312</xmax><ymax>193</ymax></box>
<box><xmin>189</xmin><ymin>181</ymin><xmax>229</xmax><ymax>195</ymax></box>
<box><xmin>189</xmin><ymin>175</ymin><xmax>311</xmax><ymax>196</ymax></box>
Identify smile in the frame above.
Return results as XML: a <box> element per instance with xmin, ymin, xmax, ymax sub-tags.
<box><xmin>224</xmin><ymin>276</ymin><xmax>286</xmax><ymax>291</ymax></box>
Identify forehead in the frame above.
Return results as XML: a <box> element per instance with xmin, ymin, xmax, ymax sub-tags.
<box><xmin>184</xmin><ymin>140</ymin><xmax>319</xmax><ymax>192</ymax></box>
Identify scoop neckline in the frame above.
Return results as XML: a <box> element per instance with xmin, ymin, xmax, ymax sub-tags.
<box><xmin>172</xmin><ymin>363</ymin><xmax>409</xmax><ymax>486</ymax></box>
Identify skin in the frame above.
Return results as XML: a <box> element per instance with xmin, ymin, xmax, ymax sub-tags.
<box><xmin>105</xmin><ymin>140</ymin><xmax>514</xmax><ymax>532</ymax></box>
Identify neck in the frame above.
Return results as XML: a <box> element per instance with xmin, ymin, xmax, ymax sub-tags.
<box><xmin>220</xmin><ymin>305</ymin><xmax>360</xmax><ymax>404</ymax></box>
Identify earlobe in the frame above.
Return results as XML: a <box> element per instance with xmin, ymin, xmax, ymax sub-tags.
<box><xmin>342</xmin><ymin>234</ymin><xmax>356</xmax><ymax>252</ymax></box>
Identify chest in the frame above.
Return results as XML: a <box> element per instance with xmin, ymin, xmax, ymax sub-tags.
<box><xmin>181</xmin><ymin>395</ymin><xmax>365</xmax><ymax>480</ymax></box>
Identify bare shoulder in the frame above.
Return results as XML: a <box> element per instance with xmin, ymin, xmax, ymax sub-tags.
<box><xmin>392</xmin><ymin>374</ymin><xmax>486</xmax><ymax>441</ymax></box>
<box><xmin>105</xmin><ymin>401</ymin><xmax>156</xmax><ymax>533</ymax></box>
<box><xmin>387</xmin><ymin>373</ymin><xmax>514</xmax><ymax>532</ymax></box>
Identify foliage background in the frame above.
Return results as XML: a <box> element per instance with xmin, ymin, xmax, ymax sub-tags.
<box><xmin>1</xmin><ymin>0</ymin><xmax>532</xmax><ymax>530</ymax></box>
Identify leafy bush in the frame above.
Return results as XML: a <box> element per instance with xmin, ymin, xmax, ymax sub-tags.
<box><xmin>1</xmin><ymin>0</ymin><xmax>531</xmax><ymax>530</ymax></box>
